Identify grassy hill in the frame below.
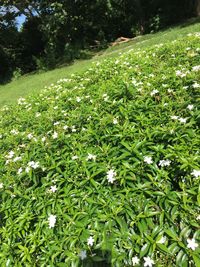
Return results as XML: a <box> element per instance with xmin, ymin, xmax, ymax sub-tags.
<box><xmin>0</xmin><ymin>19</ymin><xmax>200</xmax><ymax>108</ymax></box>
<box><xmin>0</xmin><ymin>23</ymin><xmax>200</xmax><ymax>266</ymax></box>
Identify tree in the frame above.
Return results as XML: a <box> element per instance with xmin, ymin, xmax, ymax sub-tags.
<box><xmin>17</xmin><ymin>17</ymin><xmax>45</xmax><ymax>73</ymax></box>
<box><xmin>0</xmin><ymin>0</ymin><xmax>199</xmax><ymax>81</ymax></box>
<box><xmin>196</xmin><ymin>0</ymin><xmax>200</xmax><ymax>15</ymax></box>
<box><xmin>0</xmin><ymin>9</ymin><xmax>19</xmax><ymax>82</ymax></box>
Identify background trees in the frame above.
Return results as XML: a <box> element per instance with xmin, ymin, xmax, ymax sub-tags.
<box><xmin>0</xmin><ymin>0</ymin><xmax>199</xmax><ymax>83</ymax></box>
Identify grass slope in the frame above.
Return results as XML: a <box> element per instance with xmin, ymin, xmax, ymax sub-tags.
<box><xmin>0</xmin><ymin>32</ymin><xmax>200</xmax><ymax>266</ymax></box>
<box><xmin>0</xmin><ymin>19</ymin><xmax>200</xmax><ymax>107</ymax></box>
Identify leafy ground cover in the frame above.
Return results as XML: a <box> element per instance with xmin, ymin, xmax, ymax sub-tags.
<box><xmin>0</xmin><ymin>32</ymin><xmax>200</xmax><ymax>266</ymax></box>
<box><xmin>0</xmin><ymin>20</ymin><xmax>199</xmax><ymax>108</ymax></box>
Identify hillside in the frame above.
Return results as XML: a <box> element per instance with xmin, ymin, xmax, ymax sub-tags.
<box><xmin>0</xmin><ymin>20</ymin><xmax>200</xmax><ymax>108</ymax></box>
<box><xmin>0</xmin><ymin>31</ymin><xmax>200</xmax><ymax>266</ymax></box>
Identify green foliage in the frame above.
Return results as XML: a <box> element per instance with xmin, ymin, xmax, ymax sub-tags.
<box><xmin>0</xmin><ymin>24</ymin><xmax>19</xmax><ymax>83</ymax></box>
<box><xmin>0</xmin><ymin>46</ymin><xmax>12</xmax><ymax>83</ymax></box>
<box><xmin>12</xmin><ymin>68</ymin><xmax>22</xmax><ymax>81</ymax></box>
<box><xmin>0</xmin><ymin>32</ymin><xmax>200</xmax><ymax>266</ymax></box>
<box><xmin>0</xmin><ymin>0</ymin><xmax>199</xmax><ymax>81</ymax></box>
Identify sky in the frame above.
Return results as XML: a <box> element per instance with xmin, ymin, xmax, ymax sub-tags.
<box><xmin>16</xmin><ymin>14</ymin><xmax>26</xmax><ymax>29</ymax></box>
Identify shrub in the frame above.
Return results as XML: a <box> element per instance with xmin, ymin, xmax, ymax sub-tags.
<box><xmin>0</xmin><ymin>33</ymin><xmax>200</xmax><ymax>266</ymax></box>
<box><xmin>12</xmin><ymin>68</ymin><xmax>22</xmax><ymax>81</ymax></box>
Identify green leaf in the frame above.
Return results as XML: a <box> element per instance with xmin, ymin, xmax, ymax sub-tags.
<box><xmin>156</xmin><ymin>244</ymin><xmax>170</xmax><ymax>254</ymax></box>
<box><xmin>168</xmin><ymin>242</ymin><xmax>180</xmax><ymax>255</ymax></box>
<box><xmin>140</xmin><ymin>243</ymin><xmax>150</xmax><ymax>258</ymax></box>
<box><xmin>192</xmin><ymin>254</ymin><xmax>200</xmax><ymax>267</ymax></box>
<box><xmin>176</xmin><ymin>250</ymin><xmax>184</xmax><ymax>266</ymax></box>
<box><xmin>165</xmin><ymin>229</ymin><xmax>179</xmax><ymax>240</ymax></box>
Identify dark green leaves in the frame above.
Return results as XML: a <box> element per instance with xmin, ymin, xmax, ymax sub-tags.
<box><xmin>0</xmin><ymin>33</ymin><xmax>200</xmax><ymax>266</ymax></box>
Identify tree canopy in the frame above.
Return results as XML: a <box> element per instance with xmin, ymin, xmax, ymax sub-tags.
<box><xmin>0</xmin><ymin>0</ymin><xmax>199</xmax><ymax>83</ymax></box>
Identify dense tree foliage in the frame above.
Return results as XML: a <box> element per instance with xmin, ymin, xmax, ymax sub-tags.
<box><xmin>0</xmin><ymin>0</ymin><xmax>199</xmax><ymax>82</ymax></box>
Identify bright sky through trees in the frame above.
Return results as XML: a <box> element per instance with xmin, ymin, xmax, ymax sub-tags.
<box><xmin>16</xmin><ymin>14</ymin><xmax>26</xmax><ymax>29</ymax></box>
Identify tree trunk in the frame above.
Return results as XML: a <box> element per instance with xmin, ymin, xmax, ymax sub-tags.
<box><xmin>135</xmin><ymin>0</ymin><xmax>145</xmax><ymax>34</ymax></box>
<box><xmin>197</xmin><ymin>0</ymin><xmax>200</xmax><ymax>16</ymax></box>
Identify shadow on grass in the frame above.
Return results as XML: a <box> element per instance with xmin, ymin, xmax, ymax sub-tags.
<box><xmin>78</xmin><ymin>249</ymin><xmax>112</xmax><ymax>267</ymax></box>
<box><xmin>179</xmin><ymin>16</ymin><xmax>200</xmax><ymax>28</ymax></box>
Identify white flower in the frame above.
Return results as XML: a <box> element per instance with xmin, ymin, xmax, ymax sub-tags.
<box><xmin>113</xmin><ymin>118</ymin><xmax>118</xmax><ymax>124</ymax></box>
<box><xmin>72</xmin><ymin>155</ymin><xmax>78</xmax><ymax>160</ymax></box>
<box><xmin>193</xmin><ymin>82</ymin><xmax>200</xmax><ymax>88</ymax></box>
<box><xmin>2</xmin><ymin>106</ymin><xmax>9</xmax><ymax>111</ymax></box>
<box><xmin>187</xmin><ymin>104</ymin><xmax>194</xmax><ymax>110</ymax></box>
<box><xmin>187</xmin><ymin>238</ymin><xmax>198</xmax><ymax>250</ymax></box>
<box><xmin>10</xmin><ymin>129</ymin><xmax>19</xmax><ymax>135</ymax></box>
<box><xmin>144</xmin><ymin>256</ymin><xmax>154</xmax><ymax>267</ymax></box>
<box><xmin>28</xmin><ymin>161</ymin><xmax>40</xmax><ymax>169</ymax></box>
<box><xmin>159</xmin><ymin>159</ymin><xmax>171</xmax><ymax>167</ymax></box>
<box><xmin>144</xmin><ymin>156</ymin><xmax>153</xmax><ymax>164</ymax></box>
<box><xmin>150</xmin><ymin>89</ymin><xmax>159</xmax><ymax>96</ymax></box>
<box><xmin>35</xmin><ymin>112</ymin><xmax>41</xmax><ymax>118</ymax></box>
<box><xmin>13</xmin><ymin>156</ymin><xmax>22</xmax><ymax>162</ymax></box>
<box><xmin>48</xmin><ymin>214</ymin><xmax>56</xmax><ymax>228</ymax></box>
<box><xmin>132</xmin><ymin>256</ymin><xmax>140</xmax><ymax>266</ymax></box>
<box><xmin>171</xmin><ymin>115</ymin><xmax>179</xmax><ymax>120</ymax></box>
<box><xmin>79</xmin><ymin>250</ymin><xmax>87</xmax><ymax>260</ymax></box>
<box><xmin>176</xmin><ymin>70</ymin><xmax>182</xmax><ymax>76</ymax></box>
<box><xmin>5</xmin><ymin>160</ymin><xmax>10</xmax><ymax>165</ymax></box>
<box><xmin>76</xmin><ymin>97</ymin><xmax>81</xmax><ymax>102</ymax></box>
<box><xmin>18</xmin><ymin>97</ymin><xmax>26</xmax><ymax>105</ymax></box>
<box><xmin>6</xmin><ymin>151</ymin><xmax>15</xmax><ymax>159</ymax></box>
<box><xmin>27</xmin><ymin>133</ymin><xmax>33</xmax><ymax>139</ymax></box>
<box><xmin>71</xmin><ymin>126</ymin><xmax>76</xmax><ymax>132</ymax></box>
<box><xmin>17</xmin><ymin>167</ymin><xmax>23</xmax><ymax>174</ymax></box>
<box><xmin>175</xmin><ymin>70</ymin><xmax>186</xmax><ymax>78</ymax></box>
<box><xmin>0</xmin><ymin>183</ymin><xmax>3</xmax><ymax>189</ymax></box>
<box><xmin>107</xmin><ymin>169</ymin><xmax>116</xmax><ymax>183</ymax></box>
<box><xmin>41</xmin><ymin>137</ymin><xmax>46</xmax><ymax>142</ymax></box>
<box><xmin>87</xmin><ymin>153</ymin><xmax>96</xmax><ymax>161</ymax></box>
<box><xmin>192</xmin><ymin>65</ymin><xmax>200</xmax><ymax>72</ymax></box>
<box><xmin>197</xmin><ymin>215</ymin><xmax>200</xmax><ymax>220</ymax></box>
<box><xmin>19</xmin><ymin>144</ymin><xmax>26</xmax><ymax>148</ymax></box>
<box><xmin>191</xmin><ymin>169</ymin><xmax>200</xmax><ymax>178</ymax></box>
<box><xmin>6</xmin><ymin>259</ymin><xmax>11</xmax><ymax>267</ymax></box>
<box><xmin>25</xmin><ymin>167</ymin><xmax>30</xmax><ymax>173</ymax></box>
<box><xmin>87</xmin><ymin>236</ymin><xmax>94</xmax><ymax>246</ymax></box>
<box><xmin>63</xmin><ymin>125</ymin><xmax>68</xmax><ymax>130</ymax></box>
<box><xmin>50</xmin><ymin>185</ymin><xmax>57</xmax><ymax>193</ymax></box>
<box><xmin>103</xmin><ymin>94</ymin><xmax>109</xmax><ymax>101</ymax></box>
<box><xmin>52</xmin><ymin>132</ymin><xmax>58</xmax><ymax>139</ymax></box>
<box><xmin>178</xmin><ymin>117</ymin><xmax>187</xmax><ymax>123</ymax></box>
